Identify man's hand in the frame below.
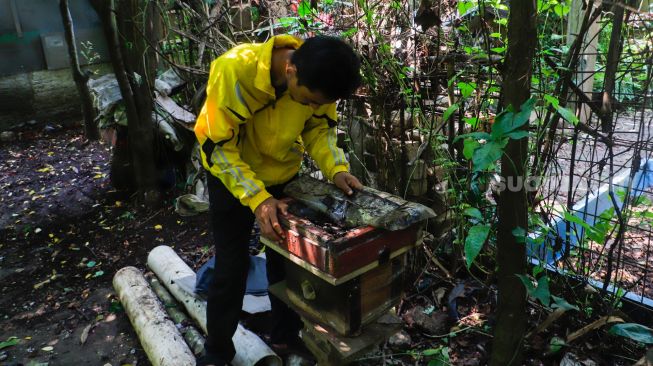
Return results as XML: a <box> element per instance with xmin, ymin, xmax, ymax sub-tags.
<box><xmin>333</xmin><ymin>171</ymin><xmax>363</xmax><ymax>196</ymax></box>
<box><xmin>254</xmin><ymin>197</ymin><xmax>288</xmax><ymax>243</ymax></box>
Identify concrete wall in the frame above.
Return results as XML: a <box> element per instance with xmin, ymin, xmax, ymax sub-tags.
<box><xmin>0</xmin><ymin>0</ymin><xmax>111</xmax><ymax>131</ymax></box>
<box><xmin>0</xmin><ymin>63</ymin><xmax>112</xmax><ymax>131</ymax></box>
<box><xmin>0</xmin><ymin>0</ymin><xmax>108</xmax><ymax>77</ymax></box>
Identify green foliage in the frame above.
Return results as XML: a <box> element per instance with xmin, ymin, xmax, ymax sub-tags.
<box><xmin>463</xmin><ymin>207</ymin><xmax>484</xmax><ymax>221</ymax></box>
<box><xmin>517</xmin><ymin>274</ymin><xmax>551</xmax><ymax>307</ymax></box>
<box><xmin>0</xmin><ymin>336</ymin><xmax>19</xmax><ymax>350</ymax></box>
<box><xmin>424</xmin><ymin>347</ymin><xmax>451</xmax><ymax>366</ymax></box>
<box><xmin>609</xmin><ymin>323</ymin><xmax>653</xmax><ymax>344</ymax></box>
<box><xmin>465</xmin><ymin>225</ymin><xmax>490</xmax><ymax>268</ymax></box>
<box><xmin>456</xmin><ymin>98</ymin><xmax>535</xmax><ymax>172</ymax></box>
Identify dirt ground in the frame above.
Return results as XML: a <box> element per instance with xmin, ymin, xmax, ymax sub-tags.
<box><xmin>0</xmin><ymin>127</ymin><xmax>211</xmax><ymax>365</ymax></box>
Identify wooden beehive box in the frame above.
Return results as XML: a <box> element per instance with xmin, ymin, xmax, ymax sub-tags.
<box><xmin>261</xmin><ymin>198</ymin><xmax>421</xmax><ymax>336</ymax></box>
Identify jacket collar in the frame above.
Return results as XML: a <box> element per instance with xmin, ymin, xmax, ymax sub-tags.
<box><xmin>254</xmin><ymin>35</ymin><xmax>303</xmax><ymax>98</ymax></box>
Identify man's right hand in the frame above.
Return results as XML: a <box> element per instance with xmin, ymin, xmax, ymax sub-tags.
<box><xmin>254</xmin><ymin>197</ymin><xmax>289</xmax><ymax>243</ymax></box>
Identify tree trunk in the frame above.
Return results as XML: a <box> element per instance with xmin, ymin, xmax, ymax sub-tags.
<box><xmin>59</xmin><ymin>0</ymin><xmax>99</xmax><ymax>140</ymax></box>
<box><xmin>92</xmin><ymin>0</ymin><xmax>159</xmax><ymax>203</ymax></box>
<box><xmin>489</xmin><ymin>1</ymin><xmax>537</xmax><ymax>365</ymax></box>
<box><xmin>116</xmin><ymin>0</ymin><xmax>160</xmax><ymax>203</ymax></box>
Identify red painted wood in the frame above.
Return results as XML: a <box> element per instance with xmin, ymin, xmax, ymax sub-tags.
<box><xmin>275</xmin><ymin>198</ymin><xmax>419</xmax><ymax>278</ymax></box>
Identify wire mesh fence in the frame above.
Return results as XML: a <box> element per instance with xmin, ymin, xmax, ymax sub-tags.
<box><xmin>151</xmin><ymin>0</ymin><xmax>653</xmax><ymax>312</ymax></box>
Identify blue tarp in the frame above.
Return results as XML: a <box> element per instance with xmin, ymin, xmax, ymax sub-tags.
<box><xmin>195</xmin><ymin>254</ymin><xmax>268</xmax><ymax>297</ymax></box>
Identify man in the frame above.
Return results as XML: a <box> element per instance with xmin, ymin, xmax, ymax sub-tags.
<box><xmin>194</xmin><ymin>34</ymin><xmax>362</xmax><ymax>365</ymax></box>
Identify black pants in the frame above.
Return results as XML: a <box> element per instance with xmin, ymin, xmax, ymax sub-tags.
<box><xmin>204</xmin><ymin>172</ymin><xmax>303</xmax><ymax>362</ymax></box>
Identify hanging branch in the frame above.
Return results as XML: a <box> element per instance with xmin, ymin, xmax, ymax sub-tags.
<box><xmin>59</xmin><ymin>0</ymin><xmax>99</xmax><ymax>140</ymax></box>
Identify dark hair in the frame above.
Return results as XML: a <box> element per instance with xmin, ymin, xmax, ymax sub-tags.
<box><xmin>291</xmin><ymin>36</ymin><xmax>362</xmax><ymax>100</ymax></box>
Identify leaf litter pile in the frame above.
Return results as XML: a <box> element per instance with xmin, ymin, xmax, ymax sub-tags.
<box><xmin>0</xmin><ymin>127</ymin><xmax>649</xmax><ymax>365</ymax></box>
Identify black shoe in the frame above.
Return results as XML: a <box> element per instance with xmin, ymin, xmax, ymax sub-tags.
<box><xmin>196</xmin><ymin>352</ymin><xmax>228</xmax><ymax>366</ymax></box>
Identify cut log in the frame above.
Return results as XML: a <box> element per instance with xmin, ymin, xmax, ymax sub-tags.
<box><xmin>147</xmin><ymin>245</ymin><xmax>281</xmax><ymax>366</ymax></box>
<box><xmin>113</xmin><ymin>266</ymin><xmax>195</xmax><ymax>366</ymax></box>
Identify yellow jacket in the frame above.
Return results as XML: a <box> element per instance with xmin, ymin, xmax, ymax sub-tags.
<box><xmin>194</xmin><ymin>35</ymin><xmax>349</xmax><ymax>212</ymax></box>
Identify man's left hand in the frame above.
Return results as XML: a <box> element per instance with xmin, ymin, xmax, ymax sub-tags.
<box><xmin>333</xmin><ymin>171</ymin><xmax>363</xmax><ymax>196</ymax></box>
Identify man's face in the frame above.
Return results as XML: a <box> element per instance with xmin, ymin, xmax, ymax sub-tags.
<box><xmin>286</xmin><ymin>64</ymin><xmax>335</xmax><ymax>109</ymax></box>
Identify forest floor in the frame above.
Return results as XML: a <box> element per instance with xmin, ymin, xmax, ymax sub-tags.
<box><xmin>0</xmin><ymin>126</ymin><xmax>649</xmax><ymax>366</ymax></box>
<box><xmin>0</xmin><ymin>127</ymin><xmax>211</xmax><ymax>365</ymax></box>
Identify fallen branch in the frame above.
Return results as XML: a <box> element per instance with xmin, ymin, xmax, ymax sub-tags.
<box><xmin>566</xmin><ymin>315</ymin><xmax>624</xmax><ymax>344</ymax></box>
<box><xmin>526</xmin><ymin>307</ymin><xmax>567</xmax><ymax>339</ymax></box>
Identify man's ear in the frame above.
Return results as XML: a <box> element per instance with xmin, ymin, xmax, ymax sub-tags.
<box><xmin>285</xmin><ymin>62</ymin><xmax>297</xmax><ymax>78</ymax></box>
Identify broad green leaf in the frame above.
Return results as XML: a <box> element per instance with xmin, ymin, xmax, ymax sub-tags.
<box><xmin>465</xmin><ymin>225</ymin><xmax>490</xmax><ymax>268</ymax></box>
<box><xmin>427</xmin><ymin>347</ymin><xmax>450</xmax><ymax>366</ymax></box>
<box><xmin>491</xmin><ymin>98</ymin><xmax>535</xmax><ymax>138</ymax></box>
<box><xmin>463</xmin><ymin>207</ymin><xmax>483</xmax><ymax>221</ymax></box>
<box><xmin>495</xmin><ymin>18</ymin><xmax>507</xmax><ymax>25</ymax></box>
<box><xmin>532</xmin><ymin>276</ymin><xmax>552</xmax><ymax>306</ymax></box>
<box><xmin>553</xmin><ymin>3</ymin><xmax>569</xmax><ymax>17</ymax></box>
<box><xmin>423</xmin><ymin>348</ymin><xmax>441</xmax><ymax>356</ymax></box>
<box><xmin>517</xmin><ymin>275</ymin><xmax>551</xmax><ymax>306</ymax></box>
<box><xmin>532</xmin><ymin>265</ymin><xmax>544</xmax><ymax>277</ymax></box>
<box><xmin>464</xmin><ymin>116</ymin><xmax>480</xmax><ymax>128</ymax></box>
<box><xmin>551</xmin><ymin>295</ymin><xmax>579</xmax><ymax>311</ymax></box>
<box><xmin>472</xmin><ymin>141</ymin><xmax>504</xmax><ymax>172</ymax></box>
<box><xmin>616</xmin><ymin>188</ymin><xmax>627</xmax><ymax>202</ymax></box>
<box><xmin>609</xmin><ymin>323</ymin><xmax>653</xmax><ymax>344</ymax></box>
<box><xmin>556</xmin><ymin>105</ymin><xmax>579</xmax><ymax>125</ymax></box>
<box><xmin>340</xmin><ymin>27</ymin><xmax>358</xmax><ymax>37</ymax></box>
<box><xmin>633</xmin><ymin>194</ymin><xmax>653</xmax><ymax>206</ymax></box>
<box><xmin>544</xmin><ymin>94</ymin><xmax>559</xmax><ymax>108</ymax></box>
<box><xmin>277</xmin><ymin>17</ymin><xmax>299</xmax><ymax>27</ymax></box>
<box><xmin>463</xmin><ymin>139</ymin><xmax>480</xmax><ymax>159</ymax></box>
<box><xmin>453</xmin><ymin>131</ymin><xmax>491</xmax><ymax>143</ymax></box>
<box><xmin>548</xmin><ymin>336</ymin><xmax>566</xmax><ymax>354</ymax></box>
<box><xmin>443</xmin><ymin>103</ymin><xmax>459</xmax><ymax>122</ymax></box>
<box><xmin>0</xmin><ymin>336</ymin><xmax>19</xmax><ymax>350</ymax></box>
<box><xmin>457</xmin><ymin>1</ymin><xmax>475</xmax><ymax>15</ymax></box>
<box><xmin>297</xmin><ymin>0</ymin><xmax>312</xmax><ymax>17</ymax></box>
<box><xmin>459</xmin><ymin>82</ymin><xmax>476</xmax><ymax>99</ymax></box>
<box><xmin>504</xmin><ymin>130</ymin><xmax>529</xmax><ymax>140</ymax></box>
<box><xmin>517</xmin><ymin>274</ymin><xmax>535</xmax><ymax>293</ymax></box>
<box><xmin>564</xmin><ymin>212</ymin><xmax>592</xmax><ymax>231</ymax></box>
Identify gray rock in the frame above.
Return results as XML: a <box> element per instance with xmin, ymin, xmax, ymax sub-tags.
<box><xmin>0</xmin><ymin>131</ymin><xmax>16</xmax><ymax>142</ymax></box>
<box><xmin>560</xmin><ymin>353</ymin><xmax>597</xmax><ymax>366</ymax></box>
<box><xmin>403</xmin><ymin>306</ymin><xmax>448</xmax><ymax>335</ymax></box>
<box><xmin>388</xmin><ymin>330</ymin><xmax>412</xmax><ymax>349</ymax></box>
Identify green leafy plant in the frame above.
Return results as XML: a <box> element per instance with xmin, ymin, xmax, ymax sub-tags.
<box><xmin>456</xmin><ymin>97</ymin><xmax>536</xmax><ymax>172</ymax></box>
<box><xmin>609</xmin><ymin>323</ymin><xmax>653</xmax><ymax>344</ymax></box>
